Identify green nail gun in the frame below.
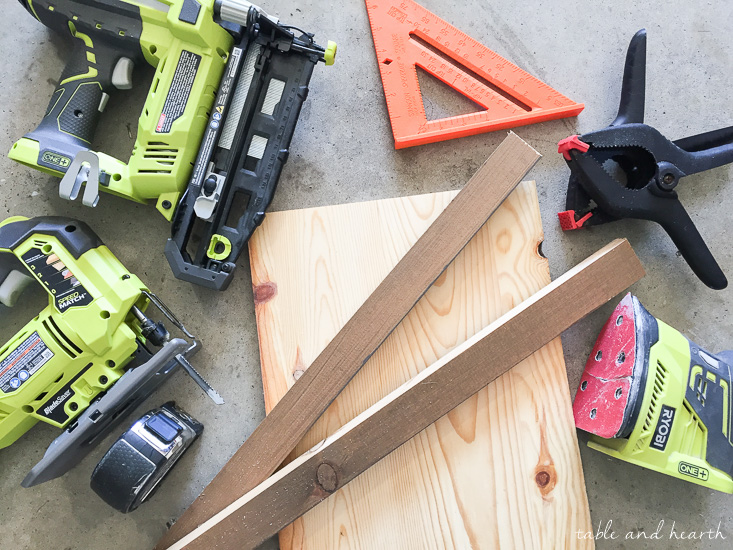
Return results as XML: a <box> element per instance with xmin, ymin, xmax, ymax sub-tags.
<box><xmin>0</xmin><ymin>216</ymin><xmax>222</xmax><ymax>488</ymax></box>
<box><xmin>11</xmin><ymin>0</ymin><xmax>236</xmax><ymax>215</ymax></box>
<box><xmin>574</xmin><ymin>293</ymin><xmax>733</xmax><ymax>493</ymax></box>
<box><xmin>11</xmin><ymin>0</ymin><xmax>336</xmax><ymax>290</ymax></box>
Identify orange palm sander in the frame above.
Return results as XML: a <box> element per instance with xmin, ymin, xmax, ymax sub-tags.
<box><xmin>574</xmin><ymin>293</ymin><xmax>733</xmax><ymax>492</ymax></box>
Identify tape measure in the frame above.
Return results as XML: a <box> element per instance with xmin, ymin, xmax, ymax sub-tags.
<box><xmin>91</xmin><ymin>402</ymin><xmax>203</xmax><ymax>513</ymax></box>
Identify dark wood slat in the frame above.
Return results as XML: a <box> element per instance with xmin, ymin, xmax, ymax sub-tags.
<box><xmin>156</xmin><ymin>132</ymin><xmax>541</xmax><ymax>549</ymax></box>
<box><xmin>166</xmin><ymin>239</ymin><xmax>644</xmax><ymax>550</ymax></box>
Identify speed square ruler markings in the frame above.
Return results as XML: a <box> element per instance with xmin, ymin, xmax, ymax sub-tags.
<box><xmin>365</xmin><ymin>0</ymin><xmax>584</xmax><ymax>148</ymax></box>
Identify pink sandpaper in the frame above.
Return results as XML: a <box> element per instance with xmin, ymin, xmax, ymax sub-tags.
<box><xmin>574</xmin><ymin>293</ymin><xmax>637</xmax><ymax>438</ymax></box>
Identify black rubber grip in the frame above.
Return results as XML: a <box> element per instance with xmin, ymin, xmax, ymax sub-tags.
<box><xmin>23</xmin><ymin>35</ymin><xmax>126</xmax><ymax>170</ymax></box>
<box><xmin>17</xmin><ymin>0</ymin><xmax>147</xmax><ymax>169</ymax></box>
<box><xmin>55</xmin><ymin>84</ymin><xmax>103</xmax><ymax>146</ymax></box>
<box><xmin>34</xmin><ymin>44</ymin><xmax>106</xmax><ymax>149</ymax></box>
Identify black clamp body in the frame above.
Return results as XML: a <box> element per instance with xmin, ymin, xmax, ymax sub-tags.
<box><xmin>90</xmin><ymin>402</ymin><xmax>203</xmax><ymax>513</ymax></box>
<box><xmin>558</xmin><ymin>29</ymin><xmax>733</xmax><ymax>290</ymax></box>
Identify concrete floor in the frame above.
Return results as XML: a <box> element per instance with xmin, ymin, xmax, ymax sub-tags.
<box><xmin>0</xmin><ymin>0</ymin><xmax>731</xmax><ymax>548</ymax></box>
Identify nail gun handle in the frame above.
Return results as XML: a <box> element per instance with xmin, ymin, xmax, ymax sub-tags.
<box><xmin>22</xmin><ymin>28</ymin><xmax>122</xmax><ymax>165</ymax></box>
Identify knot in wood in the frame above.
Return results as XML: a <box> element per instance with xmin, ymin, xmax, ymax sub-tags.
<box><xmin>253</xmin><ymin>282</ymin><xmax>278</xmax><ymax>305</ymax></box>
<box><xmin>535</xmin><ymin>470</ymin><xmax>551</xmax><ymax>488</ymax></box>
<box><xmin>316</xmin><ymin>463</ymin><xmax>339</xmax><ymax>493</ymax></box>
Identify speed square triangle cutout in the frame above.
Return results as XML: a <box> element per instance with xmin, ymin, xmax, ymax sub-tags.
<box><xmin>416</xmin><ymin>66</ymin><xmax>485</xmax><ymax>119</ymax></box>
<box><xmin>365</xmin><ymin>0</ymin><xmax>584</xmax><ymax>149</ymax></box>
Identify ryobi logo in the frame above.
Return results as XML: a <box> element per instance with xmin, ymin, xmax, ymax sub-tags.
<box><xmin>678</xmin><ymin>461</ymin><xmax>710</xmax><ymax>481</ymax></box>
<box><xmin>41</xmin><ymin>151</ymin><xmax>71</xmax><ymax>169</ymax></box>
<box><xmin>57</xmin><ymin>291</ymin><xmax>88</xmax><ymax>311</ymax></box>
<box><xmin>651</xmin><ymin>404</ymin><xmax>676</xmax><ymax>451</ymax></box>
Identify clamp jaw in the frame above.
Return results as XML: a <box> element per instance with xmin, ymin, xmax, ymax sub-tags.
<box><xmin>558</xmin><ymin>29</ymin><xmax>733</xmax><ymax>290</ymax></box>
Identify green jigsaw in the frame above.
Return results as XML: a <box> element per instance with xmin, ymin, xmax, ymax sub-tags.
<box><xmin>0</xmin><ymin>215</ymin><xmax>221</xmax><ymax>487</ymax></box>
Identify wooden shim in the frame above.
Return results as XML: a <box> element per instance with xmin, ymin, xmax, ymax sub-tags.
<box><xmin>156</xmin><ymin>132</ymin><xmax>541</xmax><ymax>549</ymax></box>
<box><xmin>166</xmin><ymin>239</ymin><xmax>645</xmax><ymax>550</ymax></box>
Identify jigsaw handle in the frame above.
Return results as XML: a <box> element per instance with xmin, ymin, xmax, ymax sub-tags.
<box><xmin>0</xmin><ymin>253</ymin><xmax>33</xmax><ymax>308</ymax></box>
<box><xmin>0</xmin><ymin>217</ymin><xmax>34</xmax><ymax>307</ymax></box>
<box><xmin>0</xmin><ymin>216</ymin><xmax>105</xmax><ymax>306</ymax></box>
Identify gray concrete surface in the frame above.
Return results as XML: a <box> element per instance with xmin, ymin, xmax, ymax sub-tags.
<box><xmin>0</xmin><ymin>1</ymin><xmax>731</xmax><ymax>548</ymax></box>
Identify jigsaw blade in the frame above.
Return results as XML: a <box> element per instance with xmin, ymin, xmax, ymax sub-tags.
<box><xmin>176</xmin><ymin>354</ymin><xmax>224</xmax><ymax>405</ymax></box>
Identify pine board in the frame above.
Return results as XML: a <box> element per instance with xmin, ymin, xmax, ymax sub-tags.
<box><xmin>248</xmin><ymin>182</ymin><xmax>593</xmax><ymax>549</ymax></box>
<box><xmin>158</xmin><ymin>133</ymin><xmax>540</xmax><ymax>550</ymax></box>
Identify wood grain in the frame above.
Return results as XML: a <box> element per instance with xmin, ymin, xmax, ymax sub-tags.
<box><xmin>250</xmin><ymin>181</ymin><xmax>592</xmax><ymax>550</ymax></box>
<box><xmin>156</xmin><ymin>133</ymin><xmax>540</xmax><ymax>550</ymax></box>
<box><xmin>169</xmin><ymin>239</ymin><xmax>643</xmax><ymax>550</ymax></box>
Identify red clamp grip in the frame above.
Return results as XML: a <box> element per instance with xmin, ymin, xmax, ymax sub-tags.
<box><xmin>558</xmin><ymin>210</ymin><xmax>593</xmax><ymax>231</ymax></box>
<box><xmin>558</xmin><ymin>135</ymin><xmax>590</xmax><ymax>160</ymax></box>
